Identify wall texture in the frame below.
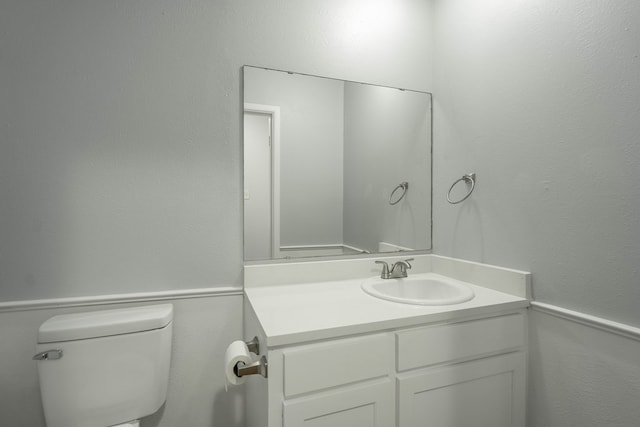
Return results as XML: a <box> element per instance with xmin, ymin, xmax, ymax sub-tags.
<box><xmin>0</xmin><ymin>0</ymin><xmax>433</xmax><ymax>302</ymax></box>
<box><xmin>431</xmin><ymin>0</ymin><xmax>640</xmax><ymax>425</ymax></box>
<box><xmin>528</xmin><ymin>309</ymin><xmax>640</xmax><ymax>427</ymax></box>
<box><xmin>432</xmin><ymin>0</ymin><xmax>640</xmax><ymax>330</ymax></box>
<box><xmin>0</xmin><ymin>1</ymin><xmax>434</xmax><ymax>426</ymax></box>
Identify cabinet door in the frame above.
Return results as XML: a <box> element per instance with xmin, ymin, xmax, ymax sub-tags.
<box><xmin>398</xmin><ymin>353</ymin><xmax>526</xmax><ymax>427</ymax></box>
<box><xmin>283</xmin><ymin>379</ymin><xmax>394</xmax><ymax>427</ymax></box>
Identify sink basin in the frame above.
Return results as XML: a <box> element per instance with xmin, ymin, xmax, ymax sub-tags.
<box><xmin>361</xmin><ymin>273</ymin><xmax>475</xmax><ymax>306</ymax></box>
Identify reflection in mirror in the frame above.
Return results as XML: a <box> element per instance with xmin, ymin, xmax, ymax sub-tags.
<box><xmin>243</xmin><ymin>66</ymin><xmax>432</xmax><ymax>261</ymax></box>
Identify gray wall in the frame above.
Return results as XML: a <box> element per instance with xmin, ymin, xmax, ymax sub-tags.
<box><xmin>343</xmin><ymin>83</ymin><xmax>431</xmax><ymax>252</ymax></box>
<box><xmin>0</xmin><ymin>0</ymin><xmax>432</xmax><ymax>302</ymax></box>
<box><xmin>244</xmin><ymin>68</ymin><xmax>345</xmax><ymax>248</ymax></box>
<box><xmin>431</xmin><ymin>0</ymin><xmax>640</xmax><ymax>328</ymax></box>
<box><xmin>527</xmin><ymin>309</ymin><xmax>640</xmax><ymax>426</ymax></box>
<box><xmin>1</xmin><ymin>0</ymin><xmax>242</xmax><ymax>301</ymax></box>
<box><xmin>431</xmin><ymin>0</ymin><xmax>640</xmax><ymax>425</ymax></box>
<box><xmin>0</xmin><ymin>1</ymin><xmax>434</xmax><ymax>426</ymax></box>
<box><xmin>8</xmin><ymin>1</ymin><xmax>635</xmax><ymax>425</ymax></box>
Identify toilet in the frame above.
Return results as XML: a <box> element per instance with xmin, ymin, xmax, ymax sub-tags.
<box><xmin>34</xmin><ymin>304</ymin><xmax>173</xmax><ymax>427</ymax></box>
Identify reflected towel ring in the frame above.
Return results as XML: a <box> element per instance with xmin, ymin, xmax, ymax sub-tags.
<box><xmin>447</xmin><ymin>173</ymin><xmax>476</xmax><ymax>204</ymax></box>
<box><xmin>389</xmin><ymin>182</ymin><xmax>409</xmax><ymax>205</ymax></box>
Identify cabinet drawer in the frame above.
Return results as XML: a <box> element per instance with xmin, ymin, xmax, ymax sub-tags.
<box><xmin>397</xmin><ymin>314</ymin><xmax>525</xmax><ymax>371</ymax></box>
<box><xmin>283</xmin><ymin>333</ymin><xmax>393</xmax><ymax>397</ymax></box>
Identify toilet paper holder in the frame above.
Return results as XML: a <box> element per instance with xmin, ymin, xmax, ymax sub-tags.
<box><xmin>234</xmin><ymin>355</ymin><xmax>268</xmax><ymax>379</ymax></box>
<box><xmin>232</xmin><ymin>336</ymin><xmax>268</xmax><ymax>379</ymax></box>
<box><xmin>245</xmin><ymin>336</ymin><xmax>260</xmax><ymax>355</ymax></box>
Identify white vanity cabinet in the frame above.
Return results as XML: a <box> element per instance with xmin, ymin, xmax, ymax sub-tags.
<box><xmin>245</xmin><ymin>309</ymin><xmax>527</xmax><ymax>427</ymax></box>
<box><xmin>395</xmin><ymin>313</ymin><xmax>527</xmax><ymax>427</ymax></box>
<box><xmin>283</xmin><ymin>378</ymin><xmax>395</xmax><ymax>427</ymax></box>
<box><xmin>397</xmin><ymin>352</ymin><xmax>525</xmax><ymax>427</ymax></box>
<box><xmin>264</xmin><ymin>333</ymin><xmax>396</xmax><ymax>427</ymax></box>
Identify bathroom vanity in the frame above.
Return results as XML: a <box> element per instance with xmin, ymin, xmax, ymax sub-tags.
<box><xmin>240</xmin><ymin>67</ymin><xmax>529</xmax><ymax>427</ymax></box>
<box><xmin>242</xmin><ymin>255</ymin><xmax>530</xmax><ymax>427</ymax></box>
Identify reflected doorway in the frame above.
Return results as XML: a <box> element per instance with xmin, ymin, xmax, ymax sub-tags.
<box><xmin>243</xmin><ymin>104</ymin><xmax>280</xmax><ymax>260</ymax></box>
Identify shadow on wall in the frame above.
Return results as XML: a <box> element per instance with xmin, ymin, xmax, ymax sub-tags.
<box><xmin>142</xmin><ymin>386</ymin><xmax>243</xmax><ymax>427</ymax></box>
<box><xmin>141</xmin><ymin>404</ymin><xmax>165</xmax><ymax>427</ymax></box>
<box><xmin>211</xmin><ymin>387</ymin><xmax>244</xmax><ymax>427</ymax></box>
<box><xmin>451</xmin><ymin>199</ymin><xmax>484</xmax><ymax>261</ymax></box>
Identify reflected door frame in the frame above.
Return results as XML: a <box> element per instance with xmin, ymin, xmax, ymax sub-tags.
<box><xmin>244</xmin><ymin>103</ymin><xmax>281</xmax><ymax>259</ymax></box>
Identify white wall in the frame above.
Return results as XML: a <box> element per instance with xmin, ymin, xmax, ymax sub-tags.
<box><xmin>0</xmin><ymin>0</ymin><xmax>242</xmax><ymax>301</ymax></box>
<box><xmin>244</xmin><ymin>68</ymin><xmax>345</xmax><ymax>248</ymax></box>
<box><xmin>0</xmin><ymin>0</ymin><xmax>434</xmax><ymax>426</ymax></box>
<box><xmin>431</xmin><ymin>0</ymin><xmax>640</xmax><ymax>327</ymax></box>
<box><xmin>431</xmin><ymin>0</ymin><xmax>640</xmax><ymax>425</ymax></box>
<box><xmin>528</xmin><ymin>309</ymin><xmax>640</xmax><ymax>427</ymax></box>
<box><xmin>0</xmin><ymin>0</ymin><xmax>433</xmax><ymax>303</ymax></box>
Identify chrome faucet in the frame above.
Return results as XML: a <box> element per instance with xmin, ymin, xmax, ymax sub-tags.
<box><xmin>375</xmin><ymin>258</ymin><xmax>414</xmax><ymax>279</ymax></box>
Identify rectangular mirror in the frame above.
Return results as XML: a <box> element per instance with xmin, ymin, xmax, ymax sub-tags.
<box><xmin>243</xmin><ymin>66</ymin><xmax>432</xmax><ymax>261</ymax></box>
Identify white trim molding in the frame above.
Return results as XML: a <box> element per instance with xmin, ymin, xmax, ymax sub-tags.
<box><xmin>0</xmin><ymin>286</ymin><xmax>243</xmax><ymax>313</ymax></box>
<box><xmin>531</xmin><ymin>301</ymin><xmax>640</xmax><ymax>342</ymax></box>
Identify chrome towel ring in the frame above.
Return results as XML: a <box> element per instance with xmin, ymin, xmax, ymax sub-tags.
<box><xmin>389</xmin><ymin>182</ymin><xmax>409</xmax><ymax>205</ymax></box>
<box><xmin>447</xmin><ymin>173</ymin><xmax>476</xmax><ymax>204</ymax></box>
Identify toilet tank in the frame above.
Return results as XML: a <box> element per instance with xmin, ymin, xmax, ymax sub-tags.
<box><xmin>35</xmin><ymin>304</ymin><xmax>173</xmax><ymax>427</ymax></box>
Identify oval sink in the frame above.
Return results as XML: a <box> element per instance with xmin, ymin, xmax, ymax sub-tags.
<box><xmin>361</xmin><ymin>273</ymin><xmax>475</xmax><ymax>306</ymax></box>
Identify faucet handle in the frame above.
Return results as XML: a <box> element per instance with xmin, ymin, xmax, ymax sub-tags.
<box><xmin>375</xmin><ymin>260</ymin><xmax>390</xmax><ymax>279</ymax></box>
<box><xmin>388</xmin><ymin>258</ymin><xmax>414</xmax><ymax>278</ymax></box>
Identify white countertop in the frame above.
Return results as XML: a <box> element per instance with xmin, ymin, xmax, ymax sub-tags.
<box><xmin>245</xmin><ymin>276</ymin><xmax>529</xmax><ymax>347</ymax></box>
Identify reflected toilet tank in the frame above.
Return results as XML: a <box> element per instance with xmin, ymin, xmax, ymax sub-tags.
<box><xmin>34</xmin><ymin>304</ymin><xmax>173</xmax><ymax>427</ymax></box>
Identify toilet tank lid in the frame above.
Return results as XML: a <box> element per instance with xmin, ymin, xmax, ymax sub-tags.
<box><xmin>38</xmin><ymin>304</ymin><xmax>173</xmax><ymax>343</ymax></box>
